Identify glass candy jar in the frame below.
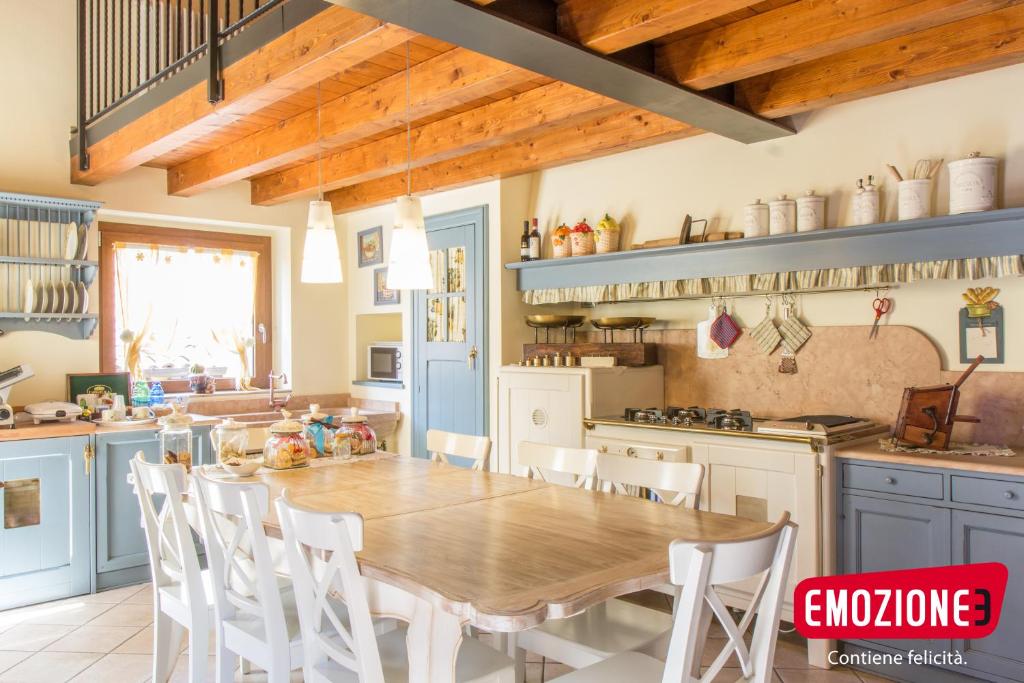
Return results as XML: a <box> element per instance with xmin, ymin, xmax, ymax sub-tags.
<box><xmin>333</xmin><ymin>408</ymin><xmax>377</xmax><ymax>457</ymax></box>
<box><xmin>160</xmin><ymin>406</ymin><xmax>193</xmax><ymax>472</ymax></box>
<box><xmin>211</xmin><ymin>418</ymin><xmax>260</xmax><ymax>476</ymax></box>
<box><xmin>301</xmin><ymin>404</ymin><xmax>336</xmax><ymax>458</ymax></box>
<box><xmin>263</xmin><ymin>410</ymin><xmax>309</xmax><ymax>470</ymax></box>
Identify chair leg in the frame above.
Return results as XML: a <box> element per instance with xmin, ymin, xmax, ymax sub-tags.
<box><xmin>214</xmin><ymin>630</ymin><xmax>234</xmax><ymax>683</ymax></box>
<box><xmin>507</xmin><ymin>633</ymin><xmax>527</xmax><ymax>683</ymax></box>
<box><xmin>153</xmin><ymin>610</ymin><xmax>184</xmax><ymax>683</ymax></box>
<box><xmin>188</xmin><ymin>624</ymin><xmax>210</xmax><ymax>683</ymax></box>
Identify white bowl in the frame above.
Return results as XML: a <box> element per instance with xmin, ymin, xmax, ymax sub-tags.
<box><xmin>220</xmin><ymin>460</ymin><xmax>262</xmax><ymax>477</ymax></box>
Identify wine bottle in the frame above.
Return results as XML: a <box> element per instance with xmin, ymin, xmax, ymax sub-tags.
<box><xmin>528</xmin><ymin>218</ymin><xmax>541</xmax><ymax>260</ymax></box>
<box><xmin>520</xmin><ymin>220</ymin><xmax>530</xmax><ymax>262</ymax></box>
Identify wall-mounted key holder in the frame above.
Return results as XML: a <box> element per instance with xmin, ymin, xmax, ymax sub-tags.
<box><xmin>959</xmin><ymin>287</ymin><xmax>1003</xmax><ymax>364</ymax></box>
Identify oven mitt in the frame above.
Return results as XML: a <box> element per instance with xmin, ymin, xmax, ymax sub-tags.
<box><xmin>750</xmin><ymin>315</ymin><xmax>781</xmax><ymax>354</ymax></box>
<box><xmin>709</xmin><ymin>311</ymin><xmax>742</xmax><ymax>349</ymax></box>
<box><xmin>779</xmin><ymin>316</ymin><xmax>812</xmax><ymax>354</ymax></box>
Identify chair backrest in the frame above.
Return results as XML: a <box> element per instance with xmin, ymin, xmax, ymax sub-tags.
<box><xmin>128</xmin><ymin>453</ymin><xmax>205</xmax><ymax>607</ymax></box>
<box><xmin>275</xmin><ymin>489</ymin><xmax>385</xmax><ymax>682</ymax></box>
<box><xmin>193</xmin><ymin>469</ymin><xmax>288</xmax><ymax>649</ymax></box>
<box><xmin>596</xmin><ymin>453</ymin><xmax>704</xmax><ymax>508</ymax></box>
<box><xmin>517</xmin><ymin>441</ymin><xmax>597</xmax><ymax>489</ymax></box>
<box><xmin>427</xmin><ymin>429</ymin><xmax>491</xmax><ymax>471</ymax></box>
<box><xmin>662</xmin><ymin>514</ymin><xmax>797</xmax><ymax>683</ymax></box>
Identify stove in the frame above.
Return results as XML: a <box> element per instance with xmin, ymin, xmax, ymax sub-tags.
<box><xmin>607</xmin><ymin>406</ymin><xmax>884</xmax><ymax>444</ymax></box>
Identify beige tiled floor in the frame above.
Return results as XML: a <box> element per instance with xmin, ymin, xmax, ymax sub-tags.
<box><xmin>0</xmin><ymin>585</ymin><xmax>897</xmax><ymax>683</ymax></box>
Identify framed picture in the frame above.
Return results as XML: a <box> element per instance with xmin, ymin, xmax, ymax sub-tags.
<box><xmin>959</xmin><ymin>306</ymin><xmax>1004</xmax><ymax>364</ymax></box>
<box><xmin>374</xmin><ymin>267</ymin><xmax>400</xmax><ymax>306</ymax></box>
<box><xmin>67</xmin><ymin>372</ymin><xmax>131</xmax><ymax>405</ymax></box>
<box><xmin>358</xmin><ymin>226</ymin><xmax>384</xmax><ymax>268</ymax></box>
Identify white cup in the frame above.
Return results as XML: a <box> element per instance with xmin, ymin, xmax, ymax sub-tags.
<box><xmin>100</xmin><ymin>408</ymin><xmax>113</xmax><ymax>422</ymax></box>
<box><xmin>897</xmin><ymin>179</ymin><xmax>932</xmax><ymax>221</ymax></box>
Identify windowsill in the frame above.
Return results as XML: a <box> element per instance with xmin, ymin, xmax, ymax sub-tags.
<box><xmin>163</xmin><ymin>389</ymin><xmax>279</xmax><ymax>401</ymax></box>
<box><xmin>352</xmin><ymin>380</ymin><xmax>405</xmax><ymax>390</ymax></box>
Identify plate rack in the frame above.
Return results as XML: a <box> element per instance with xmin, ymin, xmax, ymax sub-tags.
<box><xmin>0</xmin><ymin>192</ymin><xmax>102</xmax><ymax>339</ymax></box>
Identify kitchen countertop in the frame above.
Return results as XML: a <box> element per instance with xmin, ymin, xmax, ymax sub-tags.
<box><xmin>838</xmin><ymin>441</ymin><xmax>1024</xmax><ymax>476</ymax></box>
<box><xmin>0</xmin><ymin>414</ymin><xmax>219</xmax><ymax>442</ymax></box>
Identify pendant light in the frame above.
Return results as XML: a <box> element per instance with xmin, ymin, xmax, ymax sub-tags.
<box><xmin>385</xmin><ymin>42</ymin><xmax>432</xmax><ymax>290</ymax></box>
<box><xmin>300</xmin><ymin>82</ymin><xmax>343</xmax><ymax>284</ymax></box>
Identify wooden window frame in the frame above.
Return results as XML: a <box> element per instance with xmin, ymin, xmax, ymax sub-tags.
<box><xmin>99</xmin><ymin>222</ymin><xmax>273</xmax><ymax>390</ymax></box>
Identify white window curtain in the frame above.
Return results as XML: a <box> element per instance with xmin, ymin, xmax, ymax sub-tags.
<box><xmin>113</xmin><ymin>242</ymin><xmax>258</xmax><ymax>380</ymax></box>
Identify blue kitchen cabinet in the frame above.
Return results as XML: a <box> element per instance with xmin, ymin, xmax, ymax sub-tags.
<box><xmin>94</xmin><ymin>425</ymin><xmax>210</xmax><ymax>590</ymax></box>
<box><xmin>0</xmin><ymin>435</ymin><xmax>91</xmax><ymax>609</ymax></box>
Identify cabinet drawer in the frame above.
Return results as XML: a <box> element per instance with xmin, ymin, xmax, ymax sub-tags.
<box><xmin>952</xmin><ymin>475</ymin><xmax>1024</xmax><ymax>512</ymax></box>
<box><xmin>843</xmin><ymin>463</ymin><xmax>943</xmax><ymax>499</ymax></box>
<box><xmin>585</xmin><ymin>436</ymin><xmax>688</xmax><ymax>462</ymax></box>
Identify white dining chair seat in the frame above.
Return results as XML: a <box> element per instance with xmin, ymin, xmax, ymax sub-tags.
<box><xmin>548</xmin><ymin>651</ymin><xmax>664</xmax><ymax>682</ymax></box>
<box><xmin>517</xmin><ymin>598</ymin><xmax>673</xmax><ymax>669</ymax></box>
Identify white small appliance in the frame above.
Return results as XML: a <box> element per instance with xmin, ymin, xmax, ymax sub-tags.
<box><xmin>0</xmin><ymin>364</ymin><xmax>35</xmax><ymax>428</ymax></box>
<box><xmin>24</xmin><ymin>401</ymin><xmax>83</xmax><ymax>424</ymax></box>
<box><xmin>367</xmin><ymin>342</ymin><xmax>403</xmax><ymax>382</ymax></box>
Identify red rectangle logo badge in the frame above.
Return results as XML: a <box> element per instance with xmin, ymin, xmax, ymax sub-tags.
<box><xmin>795</xmin><ymin>563</ymin><xmax>1007</xmax><ymax>640</ymax></box>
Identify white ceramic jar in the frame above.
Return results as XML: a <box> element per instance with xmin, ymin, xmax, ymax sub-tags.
<box><xmin>897</xmin><ymin>179</ymin><xmax>932</xmax><ymax>220</ymax></box>
<box><xmin>796</xmin><ymin>190</ymin><xmax>825</xmax><ymax>232</ymax></box>
<box><xmin>948</xmin><ymin>153</ymin><xmax>997</xmax><ymax>214</ymax></box>
<box><xmin>743</xmin><ymin>199</ymin><xmax>769</xmax><ymax>237</ymax></box>
<box><xmin>859</xmin><ymin>176</ymin><xmax>880</xmax><ymax>225</ymax></box>
<box><xmin>768</xmin><ymin>195</ymin><xmax>796</xmax><ymax>235</ymax></box>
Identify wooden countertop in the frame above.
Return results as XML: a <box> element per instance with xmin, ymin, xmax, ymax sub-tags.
<box><xmin>0</xmin><ymin>415</ymin><xmax>218</xmax><ymax>442</ymax></box>
<box><xmin>837</xmin><ymin>441</ymin><xmax>1024</xmax><ymax>476</ymax></box>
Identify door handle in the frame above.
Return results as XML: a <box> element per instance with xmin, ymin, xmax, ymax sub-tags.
<box><xmin>467</xmin><ymin>345</ymin><xmax>478</xmax><ymax>370</ymax></box>
<box><xmin>84</xmin><ymin>444</ymin><xmax>95</xmax><ymax>476</ymax></box>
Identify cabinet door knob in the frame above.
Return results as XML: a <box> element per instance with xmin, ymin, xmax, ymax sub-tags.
<box><xmin>884</xmin><ymin>476</ymin><xmax>895</xmax><ymax>485</ymax></box>
<box><xmin>626</xmin><ymin>447</ymin><xmax>636</xmax><ymax>458</ymax></box>
<box><xmin>656</xmin><ymin>451</ymin><xmax>664</xmax><ymax>461</ymax></box>
<box><xmin>598</xmin><ymin>445</ymin><xmax>608</xmax><ymax>454</ymax></box>
<box><xmin>1005</xmin><ymin>491</ymin><xmax>1016</xmax><ymax>500</ymax></box>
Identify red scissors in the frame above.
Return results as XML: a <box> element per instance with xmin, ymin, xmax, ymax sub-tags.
<box><xmin>869</xmin><ymin>297</ymin><xmax>891</xmax><ymax>339</ymax></box>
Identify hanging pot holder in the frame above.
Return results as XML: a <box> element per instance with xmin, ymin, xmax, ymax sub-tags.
<box><xmin>750</xmin><ymin>303</ymin><xmax>781</xmax><ymax>355</ymax></box>
<box><xmin>710</xmin><ymin>310</ymin><xmax>742</xmax><ymax>349</ymax></box>
<box><xmin>779</xmin><ymin>315</ymin><xmax>811</xmax><ymax>354</ymax></box>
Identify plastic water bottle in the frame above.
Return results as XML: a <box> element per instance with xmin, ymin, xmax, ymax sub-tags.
<box><xmin>149</xmin><ymin>381</ymin><xmax>165</xmax><ymax>406</ymax></box>
<box><xmin>131</xmin><ymin>380</ymin><xmax>151</xmax><ymax>407</ymax></box>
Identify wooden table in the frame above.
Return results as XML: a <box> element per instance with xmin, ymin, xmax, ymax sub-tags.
<box><xmin>219</xmin><ymin>455</ymin><xmax>770</xmax><ymax>681</ymax></box>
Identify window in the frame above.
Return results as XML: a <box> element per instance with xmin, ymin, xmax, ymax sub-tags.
<box><xmin>99</xmin><ymin>223</ymin><xmax>272</xmax><ymax>390</ymax></box>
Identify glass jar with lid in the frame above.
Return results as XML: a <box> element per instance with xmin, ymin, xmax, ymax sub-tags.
<box><xmin>301</xmin><ymin>404</ymin><xmax>336</xmax><ymax>458</ymax></box>
<box><xmin>263</xmin><ymin>410</ymin><xmax>310</xmax><ymax>470</ymax></box>
<box><xmin>333</xmin><ymin>408</ymin><xmax>377</xmax><ymax>457</ymax></box>
<box><xmin>211</xmin><ymin>418</ymin><xmax>260</xmax><ymax>476</ymax></box>
<box><xmin>160</xmin><ymin>405</ymin><xmax>193</xmax><ymax>472</ymax></box>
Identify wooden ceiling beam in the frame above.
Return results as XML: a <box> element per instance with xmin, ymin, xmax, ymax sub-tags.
<box><xmin>71</xmin><ymin>7</ymin><xmax>412</xmax><ymax>185</ymax></box>
<box><xmin>325</xmin><ymin>108</ymin><xmax>698</xmax><ymax>213</ymax></box>
<box><xmin>658</xmin><ymin>0</ymin><xmax>1017</xmax><ymax>90</ymax></box>
<box><xmin>557</xmin><ymin>0</ymin><xmax>764</xmax><ymax>54</ymax></box>
<box><xmin>251</xmin><ymin>81</ymin><xmax>622</xmax><ymax>205</ymax></box>
<box><xmin>735</xmin><ymin>3</ymin><xmax>1024</xmax><ymax>118</ymax></box>
<box><xmin>167</xmin><ymin>48</ymin><xmax>531</xmax><ymax>196</ymax></box>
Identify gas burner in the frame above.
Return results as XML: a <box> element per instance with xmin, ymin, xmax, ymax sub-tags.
<box><xmin>667</xmin><ymin>406</ymin><xmax>707</xmax><ymax>426</ymax></box>
<box><xmin>625</xmin><ymin>407</ymin><xmax>663</xmax><ymax>424</ymax></box>
<box><xmin>706</xmin><ymin>408</ymin><xmax>754</xmax><ymax>431</ymax></box>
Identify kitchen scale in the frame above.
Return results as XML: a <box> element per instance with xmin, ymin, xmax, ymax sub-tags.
<box><xmin>0</xmin><ymin>364</ymin><xmax>35</xmax><ymax>428</ymax></box>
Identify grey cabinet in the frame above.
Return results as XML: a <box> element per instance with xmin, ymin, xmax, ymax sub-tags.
<box><xmin>952</xmin><ymin>510</ymin><xmax>1024</xmax><ymax>681</ymax></box>
<box><xmin>94</xmin><ymin>426</ymin><xmax>209</xmax><ymax>590</ymax></box>
<box><xmin>0</xmin><ymin>436</ymin><xmax>91</xmax><ymax>609</ymax></box>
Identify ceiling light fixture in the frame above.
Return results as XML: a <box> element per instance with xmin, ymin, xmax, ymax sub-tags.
<box><xmin>300</xmin><ymin>82</ymin><xmax>343</xmax><ymax>284</ymax></box>
<box><xmin>385</xmin><ymin>41</ymin><xmax>432</xmax><ymax>291</ymax></box>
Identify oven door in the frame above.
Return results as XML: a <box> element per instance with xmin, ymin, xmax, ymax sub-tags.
<box><xmin>368</xmin><ymin>346</ymin><xmax>402</xmax><ymax>381</ymax></box>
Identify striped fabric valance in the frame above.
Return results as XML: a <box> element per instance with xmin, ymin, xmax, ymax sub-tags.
<box><xmin>521</xmin><ymin>255</ymin><xmax>1024</xmax><ymax>304</ymax></box>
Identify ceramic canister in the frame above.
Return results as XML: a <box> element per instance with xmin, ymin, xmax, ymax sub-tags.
<box><xmin>859</xmin><ymin>177</ymin><xmax>880</xmax><ymax>225</ymax></box>
<box><xmin>768</xmin><ymin>194</ymin><xmax>796</xmax><ymax>235</ymax></box>
<box><xmin>743</xmin><ymin>199</ymin><xmax>769</xmax><ymax>237</ymax></box>
<box><xmin>796</xmin><ymin>190</ymin><xmax>825</xmax><ymax>232</ymax></box>
<box><xmin>948</xmin><ymin>153</ymin><xmax>997</xmax><ymax>214</ymax></box>
<box><xmin>897</xmin><ymin>179</ymin><xmax>932</xmax><ymax>221</ymax></box>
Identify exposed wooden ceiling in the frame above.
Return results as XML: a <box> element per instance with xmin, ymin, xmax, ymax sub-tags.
<box><xmin>71</xmin><ymin>0</ymin><xmax>1024</xmax><ymax>214</ymax></box>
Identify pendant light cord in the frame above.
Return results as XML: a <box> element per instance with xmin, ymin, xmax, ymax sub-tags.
<box><xmin>405</xmin><ymin>41</ymin><xmax>412</xmax><ymax>197</ymax></box>
<box><xmin>317</xmin><ymin>81</ymin><xmax>323</xmax><ymax>201</ymax></box>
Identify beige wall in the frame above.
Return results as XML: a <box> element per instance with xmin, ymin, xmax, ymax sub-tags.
<box><xmin>0</xmin><ymin>0</ymin><xmax>347</xmax><ymax>405</ymax></box>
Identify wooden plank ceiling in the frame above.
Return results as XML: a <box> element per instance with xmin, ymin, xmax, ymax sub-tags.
<box><xmin>71</xmin><ymin>0</ymin><xmax>1024</xmax><ymax>213</ymax></box>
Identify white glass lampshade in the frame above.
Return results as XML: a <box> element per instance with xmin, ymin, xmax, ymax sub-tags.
<box><xmin>300</xmin><ymin>200</ymin><xmax>342</xmax><ymax>283</ymax></box>
<box><xmin>386</xmin><ymin>195</ymin><xmax>432</xmax><ymax>290</ymax></box>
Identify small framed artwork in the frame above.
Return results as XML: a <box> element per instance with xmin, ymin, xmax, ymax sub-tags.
<box><xmin>959</xmin><ymin>306</ymin><xmax>1004</xmax><ymax>364</ymax></box>
<box><xmin>374</xmin><ymin>267</ymin><xmax>400</xmax><ymax>306</ymax></box>
<box><xmin>358</xmin><ymin>226</ymin><xmax>384</xmax><ymax>268</ymax></box>
<box><xmin>67</xmin><ymin>372</ymin><xmax>131</xmax><ymax>405</ymax></box>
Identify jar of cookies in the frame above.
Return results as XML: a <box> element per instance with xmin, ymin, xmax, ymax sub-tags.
<box><xmin>211</xmin><ymin>418</ymin><xmax>260</xmax><ymax>476</ymax></box>
<box><xmin>301</xmin><ymin>404</ymin><xmax>336</xmax><ymax>458</ymax></box>
<box><xmin>333</xmin><ymin>408</ymin><xmax>377</xmax><ymax>457</ymax></box>
<box><xmin>263</xmin><ymin>410</ymin><xmax>309</xmax><ymax>470</ymax></box>
<box><xmin>160</xmin><ymin>405</ymin><xmax>193</xmax><ymax>473</ymax></box>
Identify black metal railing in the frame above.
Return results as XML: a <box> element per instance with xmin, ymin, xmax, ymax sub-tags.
<box><xmin>76</xmin><ymin>0</ymin><xmax>287</xmax><ymax>169</ymax></box>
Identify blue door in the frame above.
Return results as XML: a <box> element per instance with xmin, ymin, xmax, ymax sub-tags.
<box><xmin>412</xmin><ymin>206</ymin><xmax>488</xmax><ymax>460</ymax></box>
<box><xmin>0</xmin><ymin>435</ymin><xmax>91</xmax><ymax>609</ymax></box>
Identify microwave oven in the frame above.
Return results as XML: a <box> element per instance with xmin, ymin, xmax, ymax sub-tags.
<box><xmin>368</xmin><ymin>342</ymin><xmax>403</xmax><ymax>382</ymax></box>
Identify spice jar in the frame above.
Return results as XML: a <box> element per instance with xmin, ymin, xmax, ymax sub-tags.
<box><xmin>301</xmin><ymin>403</ymin><xmax>337</xmax><ymax>458</ymax></box>
<box><xmin>333</xmin><ymin>408</ymin><xmax>378</xmax><ymax>457</ymax></box>
<box><xmin>263</xmin><ymin>410</ymin><xmax>310</xmax><ymax>470</ymax></box>
<box><xmin>160</xmin><ymin>405</ymin><xmax>193</xmax><ymax>473</ymax></box>
<box><xmin>796</xmin><ymin>190</ymin><xmax>825</xmax><ymax>232</ymax></box>
<box><xmin>211</xmin><ymin>418</ymin><xmax>258</xmax><ymax>475</ymax></box>
<box><xmin>769</xmin><ymin>195</ymin><xmax>796</xmax><ymax>235</ymax></box>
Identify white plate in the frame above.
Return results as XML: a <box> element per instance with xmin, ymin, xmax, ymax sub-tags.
<box><xmin>23</xmin><ymin>279</ymin><xmax>33</xmax><ymax>321</ymax></box>
<box><xmin>64</xmin><ymin>282</ymin><xmax>76</xmax><ymax>316</ymax></box>
<box><xmin>64</xmin><ymin>222</ymin><xmax>78</xmax><ymax>261</ymax></box>
<box><xmin>33</xmin><ymin>281</ymin><xmax>43</xmax><ymax>316</ymax></box>
<box><xmin>101</xmin><ymin>417</ymin><xmax>158</xmax><ymax>428</ymax></box>
<box><xmin>75</xmin><ymin>224</ymin><xmax>88</xmax><ymax>261</ymax></box>
<box><xmin>50</xmin><ymin>282</ymin><xmax>63</xmax><ymax>319</ymax></box>
<box><xmin>38</xmin><ymin>283</ymin><xmax>50</xmax><ymax>319</ymax></box>
<box><xmin>77</xmin><ymin>281</ymin><xmax>88</xmax><ymax>314</ymax></box>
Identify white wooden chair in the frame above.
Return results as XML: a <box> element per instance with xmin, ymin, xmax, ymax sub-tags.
<box><xmin>428</xmin><ymin>428</ymin><xmax>492</xmax><ymax>471</ymax></box>
<box><xmin>129</xmin><ymin>453</ymin><xmax>212</xmax><ymax>683</ymax></box>
<box><xmin>275</xmin><ymin>489</ymin><xmax>516</xmax><ymax>682</ymax></box>
<box><xmin>516</xmin><ymin>441</ymin><xmax>598</xmax><ymax>489</ymax></box>
<box><xmin>549</xmin><ymin>514</ymin><xmax>798</xmax><ymax>683</ymax></box>
<box><xmin>192</xmin><ymin>470</ymin><xmax>299</xmax><ymax>682</ymax></box>
<box><xmin>512</xmin><ymin>455</ymin><xmax>705</xmax><ymax>678</ymax></box>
